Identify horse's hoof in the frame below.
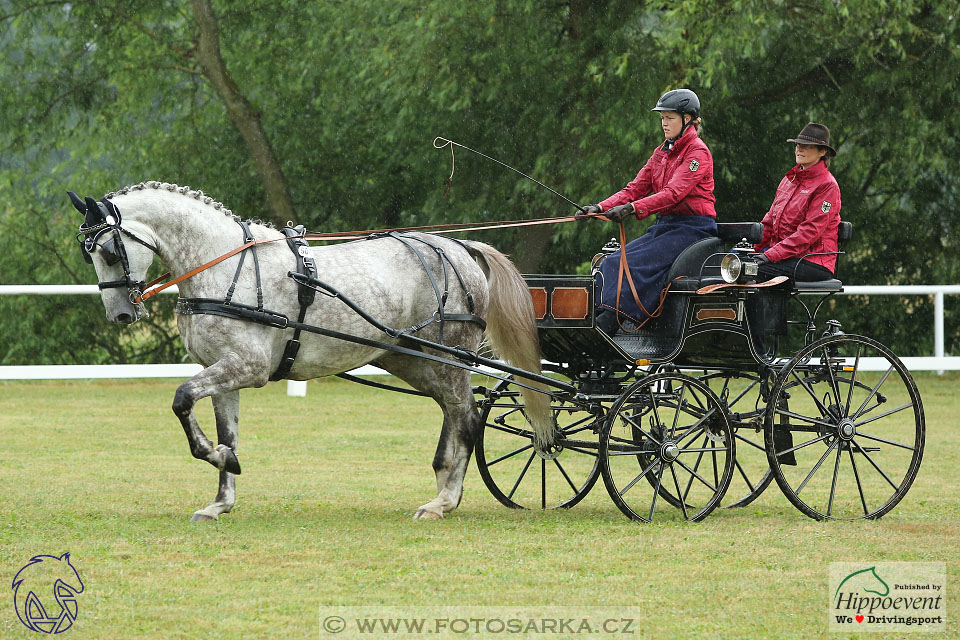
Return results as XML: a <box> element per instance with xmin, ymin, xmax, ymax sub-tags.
<box><xmin>413</xmin><ymin>507</ymin><xmax>444</xmax><ymax>520</ymax></box>
<box><xmin>216</xmin><ymin>445</ymin><xmax>242</xmax><ymax>475</ymax></box>
<box><xmin>190</xmin><ymin>512</ymin><xmax>218</xmax><ymax>522</ymax></box>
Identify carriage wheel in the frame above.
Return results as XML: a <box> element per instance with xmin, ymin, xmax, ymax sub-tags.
<box><xmin>600</xmin><ymin>373</ymin><xmax>735</xmax><ymax>522</ymax></box>
<box><xmin>765</xmin><ymin>334</ymin><xmax>924</xmax><ymax>520</ymax></box>
<box><xmin>698</xmin><ymin>372</ymin><xmax>775</xmax><ymax>508</ymax></box>
<box><xmin>476</xmin><ymin>378</ymin><xmax>603</xmax><ymax>510</ymax></box>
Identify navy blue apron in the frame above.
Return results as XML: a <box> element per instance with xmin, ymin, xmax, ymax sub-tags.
<box><xmin>596</xmin><ymin>215</ymin><xmax>718</xmax><ymax>322</ymax></box>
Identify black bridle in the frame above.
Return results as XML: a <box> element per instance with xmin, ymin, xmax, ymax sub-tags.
<box><xmin>75</xmin><ymin>197</ymin><xmax>159</xmax><ymax>304</ymax></box>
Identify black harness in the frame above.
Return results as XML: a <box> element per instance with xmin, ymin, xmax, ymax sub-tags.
<box><xmin>175</xmin><ymin>227</ymin><xmax>486</xmax><ymax>381</ymax></box>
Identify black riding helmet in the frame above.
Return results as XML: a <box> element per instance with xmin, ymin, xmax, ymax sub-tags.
<box><xmin>652</xmin><ymin>89</ymin><xmax>701</xmax><ymax>146</ymax></box>
<box><xmin>652</xmin><ymin>88</ymin><xmax>700</xmax><ymax>119</ymax></box>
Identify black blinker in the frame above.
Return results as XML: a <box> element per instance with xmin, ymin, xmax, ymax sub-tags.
<box><xmin>101</xmin><ymin>236</ymin><xmax>122</xmax><ymax>266</ymax></box>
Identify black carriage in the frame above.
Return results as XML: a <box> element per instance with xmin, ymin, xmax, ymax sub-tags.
<box><xmin>475</xmin><ymin>221</ymin><xmax>925</xmax><ymax>522</ymax></box>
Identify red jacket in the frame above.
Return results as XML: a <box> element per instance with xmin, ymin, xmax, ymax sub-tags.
<box><xmin>755</xmin><ymin>161</ymin><xmax>842</xmax><ymax>272</ymax></box>
<box><xmin>599</xmin><ymin>125</ymin><xmax>716</xmax><ymax>219</ymax></box>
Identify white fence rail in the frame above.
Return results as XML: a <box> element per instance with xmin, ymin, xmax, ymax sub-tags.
<box><xmin>0</xmin><ymin>285</ymin><xmax>957</xmax><ymax>389</ymax></box>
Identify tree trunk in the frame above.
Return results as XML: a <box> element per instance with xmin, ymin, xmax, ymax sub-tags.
<box><xmin>190</xmin><ymin>0</ymin><xmax>294</xmax><ymax>225</ymax></box>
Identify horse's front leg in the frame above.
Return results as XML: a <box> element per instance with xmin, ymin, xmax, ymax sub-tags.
<box><xmin>190</xmin><ymin>390</ymin><xmax>241</xmax><ymax>522</ymax></box>
<box><xmin>172</xmin><ymin>352</ymin><xmax>268</xmax><ymax>515</ymax></box>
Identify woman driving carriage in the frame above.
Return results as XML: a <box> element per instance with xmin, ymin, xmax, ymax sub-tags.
<box><xmin>577</xmin><ymin>88</ymin><xmax>717</xmax><ymax>335</ymax></box>
<box><xmin>752</xmin><ymin>122</ymin><xmax>842</xmax><ymax>281</ymax></box>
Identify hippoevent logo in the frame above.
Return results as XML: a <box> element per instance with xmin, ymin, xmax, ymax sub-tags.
<box><xmin>11</xmin><ymin>553</ymin><xmax>84</xmax><ymax>634</ymax></box>
<box><xmin>829</xmin><ymin>562</ymin><xmax>945</xmax><ymax>633</ymax></box>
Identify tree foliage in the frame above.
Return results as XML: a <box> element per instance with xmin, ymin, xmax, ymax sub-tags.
<box><xmin>0</xmin><ymin>0</ymin><xmax>957</xmax><ymax>363</ymax></box>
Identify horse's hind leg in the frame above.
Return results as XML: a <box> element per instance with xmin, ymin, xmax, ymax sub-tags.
<box><xmin>375</xmin><ymin>355</ymin><xmax>481</xmax><ymax>519</ymax></box>
<box><xmin>190</xmin><ymin>391</ymin><xmax>240</xmax><ymax>522</ymax></box>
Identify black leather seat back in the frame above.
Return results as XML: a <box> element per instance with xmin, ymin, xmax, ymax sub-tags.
<box><xmin>717</xmin><ymin>222</ymin><xmax>763</xmax><ymax>244</ymax></box>
<box><xmin>666</xmin><ymin>237</ymin><xmax>722</xmax><ymax>281</ymax></box>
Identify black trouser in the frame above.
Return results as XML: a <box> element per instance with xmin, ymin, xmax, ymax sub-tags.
<box><xmin>758</xmin><ymin>257</ymin><xmax>833</xmax><ymax>282</ymax></box>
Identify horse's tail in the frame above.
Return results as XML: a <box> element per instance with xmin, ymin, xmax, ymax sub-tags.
<box><xmin>463</xmin><ymin>240</ymin><xmax>555</xmax><ymax>447</ymax></box>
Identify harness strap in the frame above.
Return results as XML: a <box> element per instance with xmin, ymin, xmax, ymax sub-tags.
<box><xmin>387</xmin><ymin>232</ymin><xmax>449</xmax><ymax>343</ymax></box>
<box><xmin>175</xmin><ymin>297</ymin><xmax>566</xmax><ymax>395</ymax></box>
<box><xmin>224</xmin><ymin>221</ymin><xmax>255</xmax><ymax>305</ymax></box>
<box><xmin>270</xmin><ymin>225</ymin><xmax>319</xmax><ymax>381</ymax></box>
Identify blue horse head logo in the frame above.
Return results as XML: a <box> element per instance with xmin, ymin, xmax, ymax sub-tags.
<box><xmin>11</xmin><ymin>553</ymin><xmax>84</xmax><ymax>634</ymax></box>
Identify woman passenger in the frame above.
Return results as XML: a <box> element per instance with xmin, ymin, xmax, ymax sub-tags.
<box><xmin>753</xmin><ymin>122</ymin><xmax>841</xmax><ymax>281</ymax></box>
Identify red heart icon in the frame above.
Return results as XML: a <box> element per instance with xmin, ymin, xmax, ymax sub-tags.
<box><xmin>856</xmin><ymin>615</ymin><xmax>864</xmax><ymax>623</ymax></box>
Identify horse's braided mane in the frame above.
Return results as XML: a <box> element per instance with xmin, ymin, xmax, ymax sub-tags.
<box><xmin>103</xmin><ymin>181</ymin><xmax>275</xmax><ymax>228</ymax></box>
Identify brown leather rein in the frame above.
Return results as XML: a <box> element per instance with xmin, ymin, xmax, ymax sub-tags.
<box><xmin>135</xmin><ymin>213</ymin><xmax>619</xmax><ymax>303</ymax></box>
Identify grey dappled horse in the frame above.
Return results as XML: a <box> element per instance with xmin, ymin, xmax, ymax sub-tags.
<box><xmin>70</xmin><ymin>181</ymin><xmax>553</xmax><ymax>521</ymax></box>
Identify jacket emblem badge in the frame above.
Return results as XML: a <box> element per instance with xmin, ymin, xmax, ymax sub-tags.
<box><xmin>689</xmin><ymin>160</ymin><xmax>700</xmax><ymax>172</ymax></box>
<box><xmin>821</xmin><ymin>201</ymin><xmax>832</xmax><ymax>213</ymax></box>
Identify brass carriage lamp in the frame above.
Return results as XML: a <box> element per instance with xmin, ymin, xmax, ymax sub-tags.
<box><xmin>720</xmin><ymin>239</ymin><xmax>759</xmax><ymax>283</ymax></box>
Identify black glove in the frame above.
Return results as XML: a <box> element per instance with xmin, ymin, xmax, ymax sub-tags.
<box><xmin>575</xmin><ymin>204</ymin><xmax>602</xmax><ymax>220</ymax></box>
<box><xmin>605</xmin><ymin>203</ymin><xmax>635</xmax><ymax>222</ymax></box>
<box><xmin>750</xmin><ymin>252</ymin><xmax>770</xmax><ymax>264</ymax></box>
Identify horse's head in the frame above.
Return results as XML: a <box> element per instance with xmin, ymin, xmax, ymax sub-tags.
<box><xmin>68</xmin><ymin>191</ymin><xmax>158</xmax><ymax>324</ymax></box>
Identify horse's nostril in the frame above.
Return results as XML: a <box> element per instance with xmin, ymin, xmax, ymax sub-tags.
<box><xmin>115</xmin><ymin>312</ymin><xmax>135</xmax><ymax>324</ymax></box>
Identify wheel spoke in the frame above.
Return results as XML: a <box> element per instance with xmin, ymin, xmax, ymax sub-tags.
<box><xmin>848</xmin><ymin>446</ymin><xmax>869</xmax><ymax>516</ymax></box>
<box><xmin>674</xmin><ymin>456</ymin><xmax>719</xmax><ymax>492</ymax></box>
<box><xmin>734</xmin><ymin>432</ymin><xmax>766</xmax><ymax>452</ymax></box>
<box><xmin>670</xmin><ymin>381</ymin><xmax>687</xmax><ymax>440</ymax></box>
<box><xmin>795</xmin><ymin>439</ymin><xmax>839</xmax><ymax>495</ymax></box>
<box><xmin>648</xmin><ymin>386</ymin><xmax>663</xmax><ymax>435</ymax></box>
<box><xmin>777</xmin><ymin>432</ymin><xmax>831</xmax><ymax>457</ymax></box>
<box><xmin>851</xmin><ymin>439</ymin><xmax>901</xmax><ymax>491</ymax></box>
<box><xmin>826</xmin><ymin>442</ymin><xmax>843</xmax><ymax>517</ymax></box>
<box><xmin>854</xmin><ymin>431</ymin><xmax>916</xmax><ymax>451</ymax></box>
<box><xmin>507</xmin><ymin>451</ymin><xmax>537</xmax><ymax>500</ymax></box>
<box><xmin>822</xmin><ymin>346</ymin><xmax>843</xmax><ymax>408</ymax></box>
<box><xmin>854</xmin><ymin>402</ymin><xmax>914</xmax><ymax>428</ymax></box>
<box><xmin>844</xmin><ymin>344</ymin><xmax>862</xmax><ymax>416</ymax></box>
<box><xmin>541</xmin><ymin>458</ymin><xmax>546</xmax><ymax>509</ymax></box>
<box><xmin>728</xmin><ymin>379</ymin><xmax>759</xmax><ymax>409</ymax></box>
<box><xmin>617</xmin><ymin>412</ymin><xmax>663</xmax><ymax>446</ymax></box>
<box><xmin>670</xmin><ymin>464</ymin><xmax>690</xmax><ymax>519</ymax></box>
<box><xmin>487</xmin><ymin>422</ymin><xmax>532</xmax><ymax>438</ymax></box>
<box><xmin>734</xmin><ymin>458</ymin><xmax>756</xmax><ymax>492</ymax></box>
<box><xmin>563</xmin><ymin>445</ymin><xmax>600</xmax><ymax>457</ymax></box>
<box><xmin>553</xmin><ymin>458</ymin><xmax>579</xmax><ymax>494</ymax></box>
<box><xmin>647</xmin><ymin>463</ymin><xmax>666</xmax><ymax>521</ymax></box>
<box><xmin>853</xmin><ymin>365</ymin><xmax>893</xmax><ymax>419</ymax></box>
<box><xmin>619</xmin><ymin>457</ymin><xmax>661</xmax><ymax>497</ymax></box>
<box><xmin>711</xmin><ymin>438</ymin><xmax>719</xmax><ymax>489</ymax></box>
<box><xmin>487</xmin><ymin>443</ymin><xmax>534</xmax><ymax>466</ymax></box>
<box><xmin>682</xmin><ymin>435</ymin><xmax>709</xmax><ymax>503</ymax></box>
<box><xmin>776</xmin><ymin>407</ymin><xmax>836</xmax><ymax>429</ymax></box>
<box><xmin>791</xmin><ymin>370</ymin><xmax>830</xmax><ymax>416</ymax></box>
<box><xmin>672</xmin><ymin>406</ymin><xmax>719</xmax><ymax>445</ymax></box>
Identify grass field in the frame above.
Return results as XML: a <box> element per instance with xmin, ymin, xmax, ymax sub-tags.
<box><xmin>1</xmin><ymin>374</ymin><xmax>957</xmax><ymax>639</ymax></box>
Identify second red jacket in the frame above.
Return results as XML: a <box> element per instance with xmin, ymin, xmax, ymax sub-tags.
<box><xmin>754</xmin><ymin>161</ymin><xmax>842</xmax><ymax>272</ymax></box>
<box><xmin>599</xmin><ymin>125</ymin><xmax>717</xmax><ymax>219</ymax></box>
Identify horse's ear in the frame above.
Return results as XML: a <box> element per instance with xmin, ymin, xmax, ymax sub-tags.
<box><xmin>100</xmin><ymin>198</ymin><xmax>121</xmax><ymax>224</ymax></box>
<box><xmin>67</xmin><ymin>191</ymin><xmax>87</xmax><ymax>215</ymax></box>
<box><xmin>83</xmin><ymin>196</ymin><xmax>102</xmax><ymax>228</ymax></box>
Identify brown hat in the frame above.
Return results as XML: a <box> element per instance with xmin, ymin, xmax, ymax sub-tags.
<box><xmin>787</xmin><ymin>122</ymin><xmax>837</xmax><ymax>156</ymax></box>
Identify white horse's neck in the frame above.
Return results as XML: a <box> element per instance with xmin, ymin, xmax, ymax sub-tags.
<box><xmin>108</xmin><ymin>183</ymin><xmax>279</xmax><ymax>297</ymax></box>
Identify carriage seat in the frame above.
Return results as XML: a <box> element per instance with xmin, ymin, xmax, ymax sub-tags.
<box><xmin>664</xmin><ymin>222</ymin><xmax>763</xmax><ymax>292</ymax></box>
<box><xmin>792</xmin><ymin>221</ymin><xmax>853</xmax><ymax>293</ymax></box>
